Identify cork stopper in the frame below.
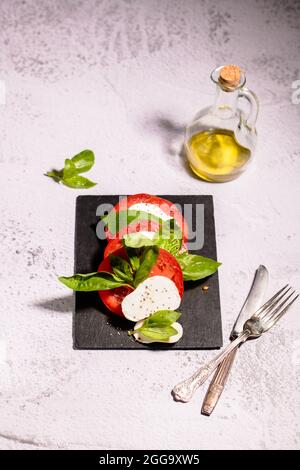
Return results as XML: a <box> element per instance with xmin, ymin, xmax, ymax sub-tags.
<box><xmin>219</xmin><ymin>64</ymin><xmax>241</xmax><ymax>89</ymax></box>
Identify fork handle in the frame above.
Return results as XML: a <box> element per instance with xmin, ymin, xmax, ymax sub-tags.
<box><xmin>172</xmin><ymin>331</ymin><xmax>249</xmax><ymax>403</ymax></box>
<box><xmin>201</xmin><ymin>346</ymin><xmax>238</xmax><ymax>415</ymax></box>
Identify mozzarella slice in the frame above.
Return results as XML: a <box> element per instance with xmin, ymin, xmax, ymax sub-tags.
<box><xmin>129</xmin><ymin>203</ymin><xmax>172</xmax><ymax>221</ymax></box>
<box><xmin>133</xmin><ymin>321</ymin><xmax>183</xmax><ymax>344</ymax></box>
<box><xmin>121</xmin><ymin>275</ymin><xmax>181</xmax><ymax>322</ymax></box>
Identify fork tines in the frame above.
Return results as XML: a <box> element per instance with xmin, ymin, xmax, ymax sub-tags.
<box><xmin>254</xmin><ymin>284</ymin><xmax>298</xmax><ymax>328</ymax></box>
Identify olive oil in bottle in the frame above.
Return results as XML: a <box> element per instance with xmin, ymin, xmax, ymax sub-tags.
<box><xmin>185</xmin><ymin>65</ymin><xmax>259</xmax><ymax>182</ymax></box>
<box><xmin>186</xmin><ymin>129</ymin><xmax>251</xmax><ymax>183</ymax></box>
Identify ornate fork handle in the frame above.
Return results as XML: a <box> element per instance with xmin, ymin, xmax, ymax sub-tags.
<box><xmin>172</xmin><ymin>364</ymin><xmax>216</xmax><ymax>402</ymax></box>
<box><xmin>172</xmin><ymin>331</ymin><xmax>250</xmax><ymax>403</ymax></box>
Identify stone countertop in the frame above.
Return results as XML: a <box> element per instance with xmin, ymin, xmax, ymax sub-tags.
<box><xmin>0</xmin><ymin>0</ymin><xmax>299</xmax><ymax>450</ymax></box>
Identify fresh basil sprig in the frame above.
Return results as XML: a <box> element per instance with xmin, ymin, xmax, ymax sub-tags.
<box><xmin>109</xmin><ymin>254</ymin><xmax>134</xmax><ymax>284</ymax></box>
<box><xmin>45</xmin><ymin>150</ymin><xmax>97</xmax><ymax>189</ymax></box>
<box><xmin>129</xmin><ymin>310</ymin><xmax>181</xmax><ymax>340</ymax></box>
<box><xmin>59</xmin><ymin>246</ymin><xmax>158</xmax><ymax>292</ymax></box>
<box><xmin>133</xmin><ymin>246</ymin><xmax>159</xmax><ymax>287</ymax></box>
<box><xmin>125</xmin><ymin>247</ymin><xmax>141</xmax><ymax>272</ymax></box>
<box><xmin>176</xmin><ymin>252</ymin><xmax>221</xmax><ymax>281</ymax></box>
<box><xmin>58</xmin><ymin>271</ymin><xmax>131</xmax><ymax>291</ymax></box>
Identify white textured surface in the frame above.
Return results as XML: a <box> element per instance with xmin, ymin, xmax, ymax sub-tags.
<box><xmin>0</xmin><ymin>0</ymin><xmax>300</xmax><ymax>450</ymax></box>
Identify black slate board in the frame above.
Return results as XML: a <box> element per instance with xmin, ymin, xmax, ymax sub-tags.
<box><xmin>73</xmin><ymin>195</ymin><xmax>222</xmax><ymax>350</ymax></box>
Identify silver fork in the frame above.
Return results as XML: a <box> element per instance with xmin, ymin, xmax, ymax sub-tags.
<box><xmin>172</xmin><ymin>285</ymin><xmax>298</xmax><ymax>403</ymax></box>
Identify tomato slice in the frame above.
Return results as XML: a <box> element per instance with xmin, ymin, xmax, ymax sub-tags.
<box><xmin>98</xmin><ymin>249</ymin><xmax>134</xmax><ymax>317</ymax></box>
<box><xmin>104</xmin><ymin>238</ymin><xmax>125</xmax><ymax>258</ymax></box>
<box><xmin>98</xmin><ymin>247</ymin><xmax>184</xmax><ymax>316</ymax></box>
<box><xmin>149</xmin><ymin>248</ymin><xmax>184</xmax><ymax>298</ymax></box>
<box><xmin>105</xmin><ymin>194</ymin><xmax>189</xmax><ymax>241</ymax></box>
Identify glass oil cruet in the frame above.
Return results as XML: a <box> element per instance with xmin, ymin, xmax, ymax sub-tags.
<box><xmin>185</xmin><ymin>65</ymin><xmax>259</xmax><ymax>182</ymax></box>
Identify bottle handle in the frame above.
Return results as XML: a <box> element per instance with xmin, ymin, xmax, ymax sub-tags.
<box><xmin>238</xmin><ymin>87</ymin><xmax>259</xmax><ymax>130</ymax></box>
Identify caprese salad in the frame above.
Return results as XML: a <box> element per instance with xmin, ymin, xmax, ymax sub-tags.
<box><xmin>59</xmin><ymin>194</ymin><xmax>221</xmax><ymax>345</ymax></box>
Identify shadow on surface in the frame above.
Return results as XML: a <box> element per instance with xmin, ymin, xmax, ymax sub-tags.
<box><xmin>144</xmin><ymin>113</ymin><xmax>205</xmax><ymax>181</ymax></box>
<box><xmin>145</xmin><ymin>114</ymin><xmax>185</xmax><ymax>155</ymax></box>
<box><xmin>34</xmin><ymin>294</ymin><xmax>74</xmax><ymax>314</ymax></box>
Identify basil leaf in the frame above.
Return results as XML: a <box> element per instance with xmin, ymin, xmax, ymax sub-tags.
<box><xmin>133</xmin><ymin>246</ymin><xmax>159</xmax><ymax>287</ymax></box>
<box><xmin>160</xmin><ymin>218</ymin><xmax>182</xmax><ymax>239</ymax></box>
<box><xmin>63</xmin><ymin>158</ymin><xmax>77</xmax><ymax>179</ymax></box>
<box><xmin>125</xmin><ymin>247</ymin><xmax>141</xmax><ymax>272</ymax></box>
<box><xmin>45</xmin><ymin>149</ymin><xmax>96</xmax><ymax>188</ymax></box>
<box><xmin>59</xmin><ymin>272</ymin><xmax>129</xmax><ymax>291</ymax></box>
<box><xmin>129</xmin><ymin>310</ymin><xmax>182</xmax><ymax>340</ymax></box>
<box><xmin>102</xmin><ymin>210</ymin><xmax>164</xmax><ymax>236</ymax></box>
<box><xmin>101</xmin><ymin>210</ymin><xmax>138</xmax><ymax>236</ymax></box>
<box><xmin>100</xmin><ymin>212</ymin><xmax>111</xmax><ymax>225</ymax></box>
<box><xmin>123</xmin><ymin>232</ymin><xmax>182</xmax><ymax>256</ymax></box>
<box><xmin>71</xmin><ymin>149</ymin><xmax>95</xmax><ymax>173</ymax></box>
<box><xmin>137</xmin><ymin>325</ymin><xmax>178</xmax><ymax>341</ymax></box>
<box><xmin>100</xmin><ymin>210</ymin><xmax>128</xmax><ymax>228</ymax></box>
<box><xmin>145</xmin><ymin>310</ymin><xmax>181</xmax><ymax>327</ymax></box>
<box><xmin>123</xmin><ymin>233</ymin><xmax>157</xmax><ymax>248</ymax></box>
<box><xmin>111</xmin><ymin>267</ymin><xmax>132</xmax><ymax>284</ymax></box>
<box><xmin>157</xmin><ymin>238</ymin><xmax>182</xmax><ymax>256</ymax></box>
<box><xmin>176</xmin><ymin>252</ymin><xmax>221</xmax><ymax>281</ymax></box>
<box><xmin>62</xmin><ymin>175</ymin><xmax>97</xmax><ymax>189</ymax></box>
<box><xmin>102</xmin><ymin>209</ymin><xmax>183</xmax><ymax>242</ymax></box>
<box><xmin>109</xmin><ymin>254</ymin><xmax>134</xmax><ymax>284</ymax></box>
<box><xmin>100</xmin><ymin>270</ymin><xmax>128</xmax><ymax>283</ymax></box>
<box><xmin>44</xmin><ymin>169</ymin><xmax>63</xmax><ymax>181</ymax></box>
<box><xmin>109</xmin><ymin>254</ymin><xmax>133</xmax><ymax>276</ymax></box>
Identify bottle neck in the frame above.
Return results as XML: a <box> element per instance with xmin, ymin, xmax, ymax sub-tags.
<box><xmin>213</xmin><ymin>86</ymin><xmax>238</xmax><ymax>119</ymax></box>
